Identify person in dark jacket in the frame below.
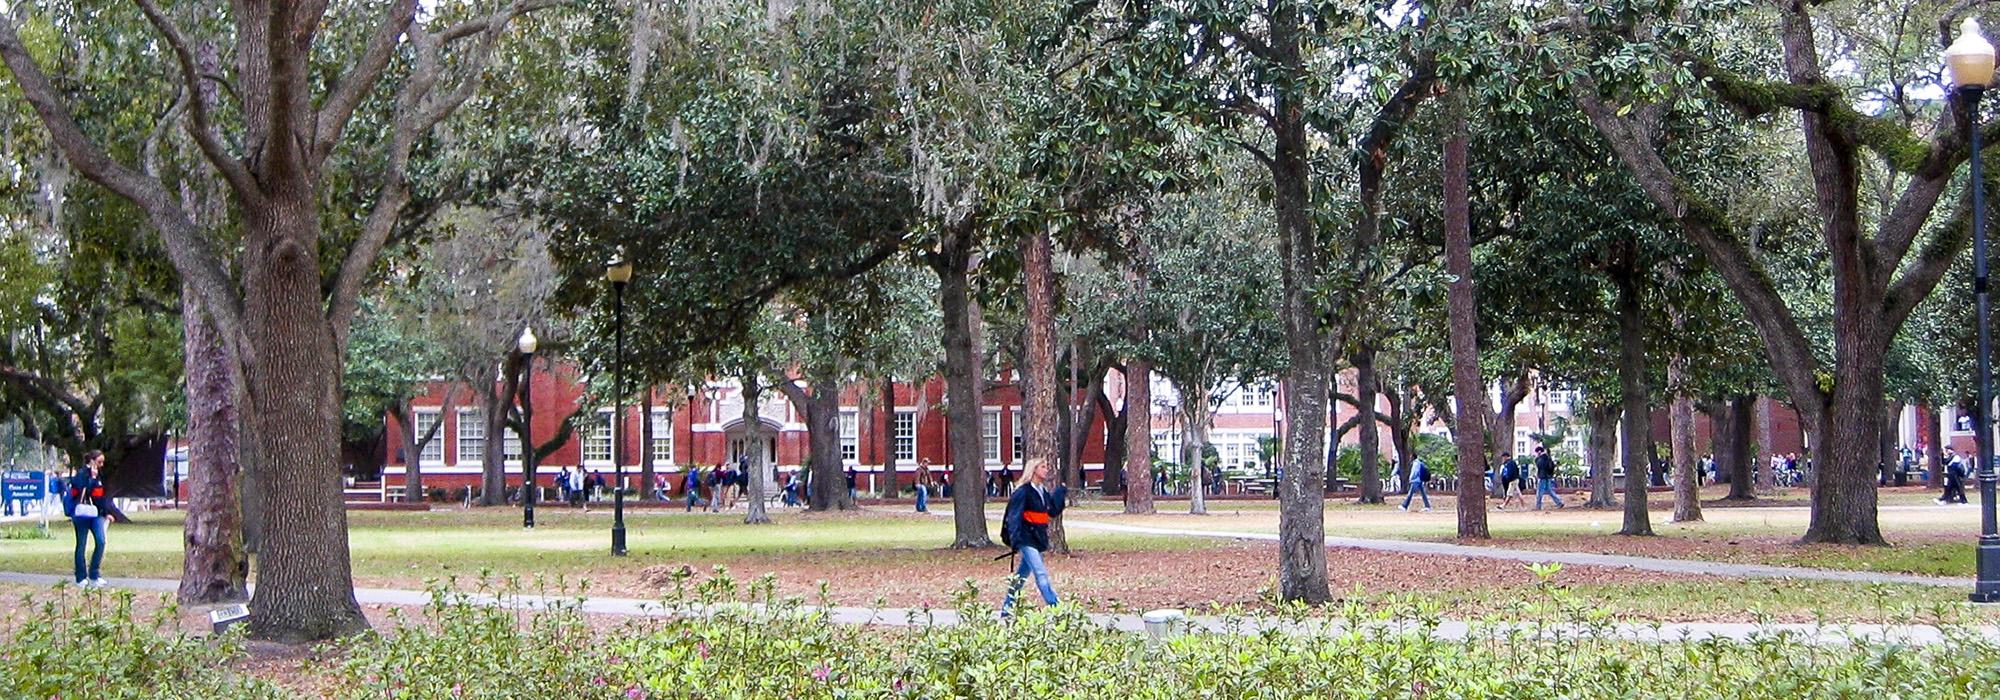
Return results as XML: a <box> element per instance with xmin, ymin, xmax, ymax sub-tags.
<box><xmin>1534</xmin><ymin>445</ymin><xmax>1566</xmax><ymax>510</ymax></box>
<box><xmin>1000</xmin><ymin>458</ymin><xmax>1067</xmax><ymax>617</ymax></box>
<box><xmin>67</xmin><ymin>450</ymin><xmax>110</xmax><ymax>587</ymax></box>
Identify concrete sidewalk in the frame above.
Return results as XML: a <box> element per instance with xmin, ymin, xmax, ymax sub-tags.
<box><xmin>1</xmin><ymin>571</ymin><xmax>1993</xmax><ymax>647</ymax></box>
<box><xmin>1056</xmin><ymin>518</ymin><xmax>1971</xmax><ymax>589</ymax></box>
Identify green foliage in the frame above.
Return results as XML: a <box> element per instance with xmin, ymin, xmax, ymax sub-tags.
<box><xmin>1415</xmin><ymin>432</ymin><xmax>1459</xmax><ymax>477</ymax></box>
<box><xmin>0</xmin><ymin>588</ymin><xmax>281</xmax><ymax>699</ymax></box>
<box><xmin>1</xmin><ymin>524</ymin><xmax>51</xmax><ymax>540</ymax></box>
<box><xmin>310</xmin><ymin>571</ymin><xmax>2000</xmax><ymax>699</ymax></box>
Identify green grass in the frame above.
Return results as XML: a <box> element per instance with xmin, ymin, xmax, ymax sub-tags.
<box><xmin>0</xmin><ymin>507</ymin><xmax>1210</xmax><ymax>585</ymax></box>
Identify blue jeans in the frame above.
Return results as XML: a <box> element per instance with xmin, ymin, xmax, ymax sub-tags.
<box><xmin>1003</xmin><ymin>546</ymin><xmax>1058</xmax><ymax>613</ymax></box>
<box><xmin>915</xmin><ymin>485</ymin><xmax>929</xmax><ymax>512</ymax></box>
<box><xmin>1401</xmin><ymin>481</ymin><xmax>1431</xmax><ymax>509</ymax></box>
<box><xmin>1536</xmin><ymin>478</ymin><xmax>1565</xmax><ymax>509</ymax></box>
<box><xmin>72</xmin><ymin>516</ymin><xmax>105</xmax><ymax>582</ymax></box>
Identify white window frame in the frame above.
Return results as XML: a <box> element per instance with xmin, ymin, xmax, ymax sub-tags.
<box><xmin>582</xmin><ymin>410</ymin><xmax>613</xmax><ymax>466</ymax></box>
<box><xmin>1152</xmin><ymin>430</ymin><xmax>1183</xmax><ymax>465</ymax></box>
<box><xmin>838</xmin><ymin>410</ymin><xmax>860</xmax><ymax>465</ymax></box>
<box><xmin>501</xmin><ymin>417</ymin><xmax>522</xmax><ymax>464</ymax></box>
<box><xmin>414</xmin><ymin>408</ymin><xmax>443</xmax><ymax>466</ymax></box>
<box><xmin>893</xmin><ymin>411</ymin><xmax>918</xmax><ymax>463</ymax></box>
<box><xmin>457</xmin><ymin>407</ymin><xmax>487</xmax><ymax>465</ymax></box>
<box><xmin>650</xmin><ymin>408</ymin><xmax>674</xmax><ymax>466</ymax></box>
<box><xmin>1514</xmin><ymin>427</ymin><xmax>1533</xmax><ymax>458</ymax></box>
<box><xmin>981</xmin><ymin>409</ymin><xmax>1002</xmax><ymax>465</ymax></box>
<box><xmin>1011</xmin><ymin>408</ymin><xmax>1024</xmax><ymax>465</ymax></box>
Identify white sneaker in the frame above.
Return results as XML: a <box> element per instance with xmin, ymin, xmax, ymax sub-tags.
<box><xmin>89</xmin><ymin>578</ymin><xmax>107</xmax><ymax>588</ymax></box>
<box><xmin>1422</xmin><ymin>507</ymin><xmax>1432</xmax><ymax>512</ymax></box>
<box><xmin>1398</xmin><ymin>505</ymin><xmax>1408</xmax><ymax>512</ymax></box>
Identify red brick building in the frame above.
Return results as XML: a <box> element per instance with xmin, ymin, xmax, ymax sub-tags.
<box><xmin>380</xmin><ymin>364</ymin><xmax>1121</xmax><ymax>495</ymax></box>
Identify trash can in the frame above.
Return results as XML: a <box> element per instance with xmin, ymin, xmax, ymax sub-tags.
<box><xmin>1142</xmin><ymin>609</ymin><xmax>1185</xmax><ymax>644</ymax></box>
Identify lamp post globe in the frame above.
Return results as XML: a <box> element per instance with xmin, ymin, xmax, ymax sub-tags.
<box><xmin>519</xmin><ymin>327</ymin><xmax>538</xmax><ymax>529</ymax></box>
<box><xmin>1948</xmin><ymin>16</ymin><xmax>2000</xmax><ymax>603</ymax></box>
<box><xmin>608</xmin><ymin>251</ymin><xmax>631</xmax><ymax>557</ymax></box>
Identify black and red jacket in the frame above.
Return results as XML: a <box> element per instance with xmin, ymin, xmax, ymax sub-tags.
<box><xmin>67</xmin><ymin>471</ymin><xmax>105</xmax><ymax>518</ymax></box>
<box><xmin>1002</xmin><ymin>482</ymin><xmax>1067</xmax><ymax>552</ymax></box>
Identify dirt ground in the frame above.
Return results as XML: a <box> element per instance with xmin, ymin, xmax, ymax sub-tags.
<box><xmin>603</xmin><ymin>541</ymin><xmax>1697</xmax><ymax>612</ymax></box>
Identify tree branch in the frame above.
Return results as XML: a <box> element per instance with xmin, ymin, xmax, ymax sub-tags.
<box><xmin>1571</xmin><ymin>82</ymin><xmax>1824</xmax><ymax>408</ymax></box>
<box><xmin>312</xmin><ymin>0</ymin><xmax>419</xmax><ymax>166</ymax></box>
<box><xmin>131</xmin><ymin>0</ymin><xmax>263</xmax><ymax>203</ymax></box>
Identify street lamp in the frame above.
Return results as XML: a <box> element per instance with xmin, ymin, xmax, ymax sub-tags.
<box><xmin>607</xmin><ymin>250</ymin><xmax>633</xmax><ymax>557</ymax></box>
<box><xmin>1948</xmin><ymin>16</ymin><xmax>2000</xmax><ymax>603</ymax></box>
<box><xmin>519</xmin><ymin>326</ymin><xmax>539</xmax><ymax>529</ymax></box>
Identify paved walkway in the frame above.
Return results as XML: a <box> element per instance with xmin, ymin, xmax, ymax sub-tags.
<box><xmin>1056</xmin><ymin>519</ymin><xmax>1970</xmax><ymax>588</ymax></box>
<box><xmin>1</xmin><ymin>571</ymin><xmax>1992</xmax><ymax>647</ymax></box>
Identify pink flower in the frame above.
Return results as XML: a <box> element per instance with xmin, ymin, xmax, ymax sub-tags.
<box><xmin>626</xmin><ymin>687</ymin><xmax>647</xmax><ymax>700</ymax></box>
<box><xmin>811</xmin><ymin>662</ymin><xmax>832</xmax><ymax>681</ymax></box>
<box><xmin>593</xmin><ymin>676</ymin><xmax>608</xmax><ymax>686</ymax></box>
<box><xmin>696</xmin><ymin>642</ymin><xmax>710</xmax><ymax>660</ymax></box>
<box><xmin>450</xmin><ymin>684</ymin><xmax>463</xmax><ymax>697</ymax></box>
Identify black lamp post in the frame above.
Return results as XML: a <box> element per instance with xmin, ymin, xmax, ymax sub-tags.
<box><xmin>519</xmin><ymin>327</ymin><xmax>538</xmax><ymax>529</ymax></box>
<box><xmin>1950</xmin><ymin>17</ymin><xmax>2000</xmax><ymax>603</ymax></box>
<box><xmin>608</xmin><ymin>251</ymin><xmax>633</xmax><ymax>557</ymax></box>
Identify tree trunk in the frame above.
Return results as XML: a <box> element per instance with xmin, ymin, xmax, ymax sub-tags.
<box><xmin>1022</xmin><ymin>223</ymin><xmax>1066</xmax><ymax>552</ymax></box>
<box><xmin>1124</xmin><ymin>359</ymin><xmax>1157</xmax><ymax>513</ymax></box>
<box><xmin>1801</xmin><ymin>364</ymin><xmax>1888</xmax><ymax>544</ymax></box>
<box><xmin>936</xmin><ymin>226</ymin><xmax>992</xmax><ymax>548</ymax></box>
<box><xmin>1882</xmin><ymin>400</ymin><xmax>1905</xmax><ymax>487</ymax></box>
<box><xmin>1721</xmin><ymin>393</ymin><xmax>1756</xmax><ymax>500</ymax></box>
<box><xmin>179</xmin><ymin>285</ymin><xmax>248</xmax><ymax>605</ymax></box>
<box><xmin>879</xmin><ymin>379</ymin><xmax>897</xmax><ymax>498</ymax></box>
<box><xmin>1386</xmin><ymin>382</ymin><xmax>1416</xmax><ymax>494</ymax></box>
<box><xmin>1066</xmin><ymin>358</ymin><xmax>1103</xmax><ymax>491</ymax></box>
<box><xmin>743</xmin><ymin>376</ymin><xmax>772</xmax><ymax>525</ymax></box>
<box><xmin>1266</xmin><ymin>0</ymin><xmax>1332</xmax><ymax>603</ymax></box>
<box><xmin>1585</xmin><ymin>398</ymin><xmax>1619</xmax><ymax>508</ymax></box>
<box><xmin>641</xmin><ymin>388</ymin><xmax>656</xmax><ymax>500</ymax></box>
<box><xmin>1669</xmin><ymin>360</ymin><xmax>1701</xmax><ymax>523</ymax></box>
<box><xmin>395</xmin><ymin>402</ymin><xmax>422</xmax><ymax>502</ymax></box>
<box><xmin>799</xmin><ymin>378</ymin><xmax>852</xmax><ymax>512</ymax></box>
<box><xmin>1354</xmin><ymin>345</ymin><xmax>1384</xmax><ymax>504</ymax></box>
<box><xmin>1182</xmin><ymin>385</ymin><xmax>1210</xmax><ymax>515</ymax></box>
<box><xmin>1755</xmin><ymin>396</ymin><xmax>1779</xmax><ymax>494</ymax></box>
<box><xmin>478</xmin><ymin>354</ymin><xmax>522</xmax><ymax>507</ymax></box>
<box><xmin>1098</xmin><ymin>381</ymin><xmax>1126</xmax><ymax>496</ymax></box>
<box><xmin>1616</xmin><ymin>254</ymin><xmax>1653</xmax><ymax>537</ymax></box>
<box><xmin>1441</xmin><ymin>91</ymin><xmax>1489</xmax><ymax>540</ymax></box>
<box><xmin>240</xmin><ymin>208</ymin><xmax>366</xmax><ymax>642</ymax></box>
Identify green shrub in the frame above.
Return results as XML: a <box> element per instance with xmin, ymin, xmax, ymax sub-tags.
<box><xmin>2</xmin><ymin>524</ymin><xmax>51</xmax><ymax>540</ymax></box>
<box><xmin>0</xmin><ymin>588</ymin><xmax>282</xmax><ymax>699</ymax></box>
<box><xmin>328</xmin><ymin>571</ymin><xmax>2000</xmax><ymax>700</ymax></box>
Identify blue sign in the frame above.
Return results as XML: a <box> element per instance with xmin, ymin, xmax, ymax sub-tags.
<box><xmin>2</xmin><ymin>470</ymin><xmax>46</xmax><ymax>502</ymax></box>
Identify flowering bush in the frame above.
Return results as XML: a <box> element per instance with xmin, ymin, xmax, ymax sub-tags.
<box><xmin>0</xmin><ymin>588</ymin><xmax>281</xmax><ymax>699</ymax></box>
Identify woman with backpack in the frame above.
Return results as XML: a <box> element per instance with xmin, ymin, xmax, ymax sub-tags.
<box><xmin>1000</xmin><ymin>458</ymin><xmax>1067</xmax><ymax>618</ymax></box>
<box><xmin>67</xmin><ymin>450</ymin><xmax>111</xmax><ymax>588</ymax></box>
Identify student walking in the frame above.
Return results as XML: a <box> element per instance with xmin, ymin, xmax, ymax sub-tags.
<box><xmin>1936</xmin><ymin>454</ymin><xmax>1968</xmax><ymax>504</ymax></box>
<box><xmin>1399</xmin><ymin>456</ymin><xmax>1432</xmax><ymax>512</ymax></box>
<box><xmin>568</xmin><ymin>468</ymin><xmax>588</xmax><ymax>510</ymax></box>
<box><xmin>1497</xmin><ymin>453</ymin><xmax>1525</xmax><ymax>510</ymax></box>
<box><xmin>914</xmin><ymin>460</ymin><xmax>932</xmax><ymax>513</ymax></box>
<box><xmin>1001</xmin><ymin>458</ymin><xmax>1067</xmax><ymax>617</ymax></box>
<box><xmin>1533</xmin><ymin>445</ymin><xmax>1566</xmax><ymax>510</ymax></box>
<box><xmin>67</xmin><ymin>450</ymin><xmax>111</xmax><ymax>587</ymax></box>
<box><xmin>683</xmin><ymin>467</ymin><xmax>706</xmax><ymax>511</ymax></box>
